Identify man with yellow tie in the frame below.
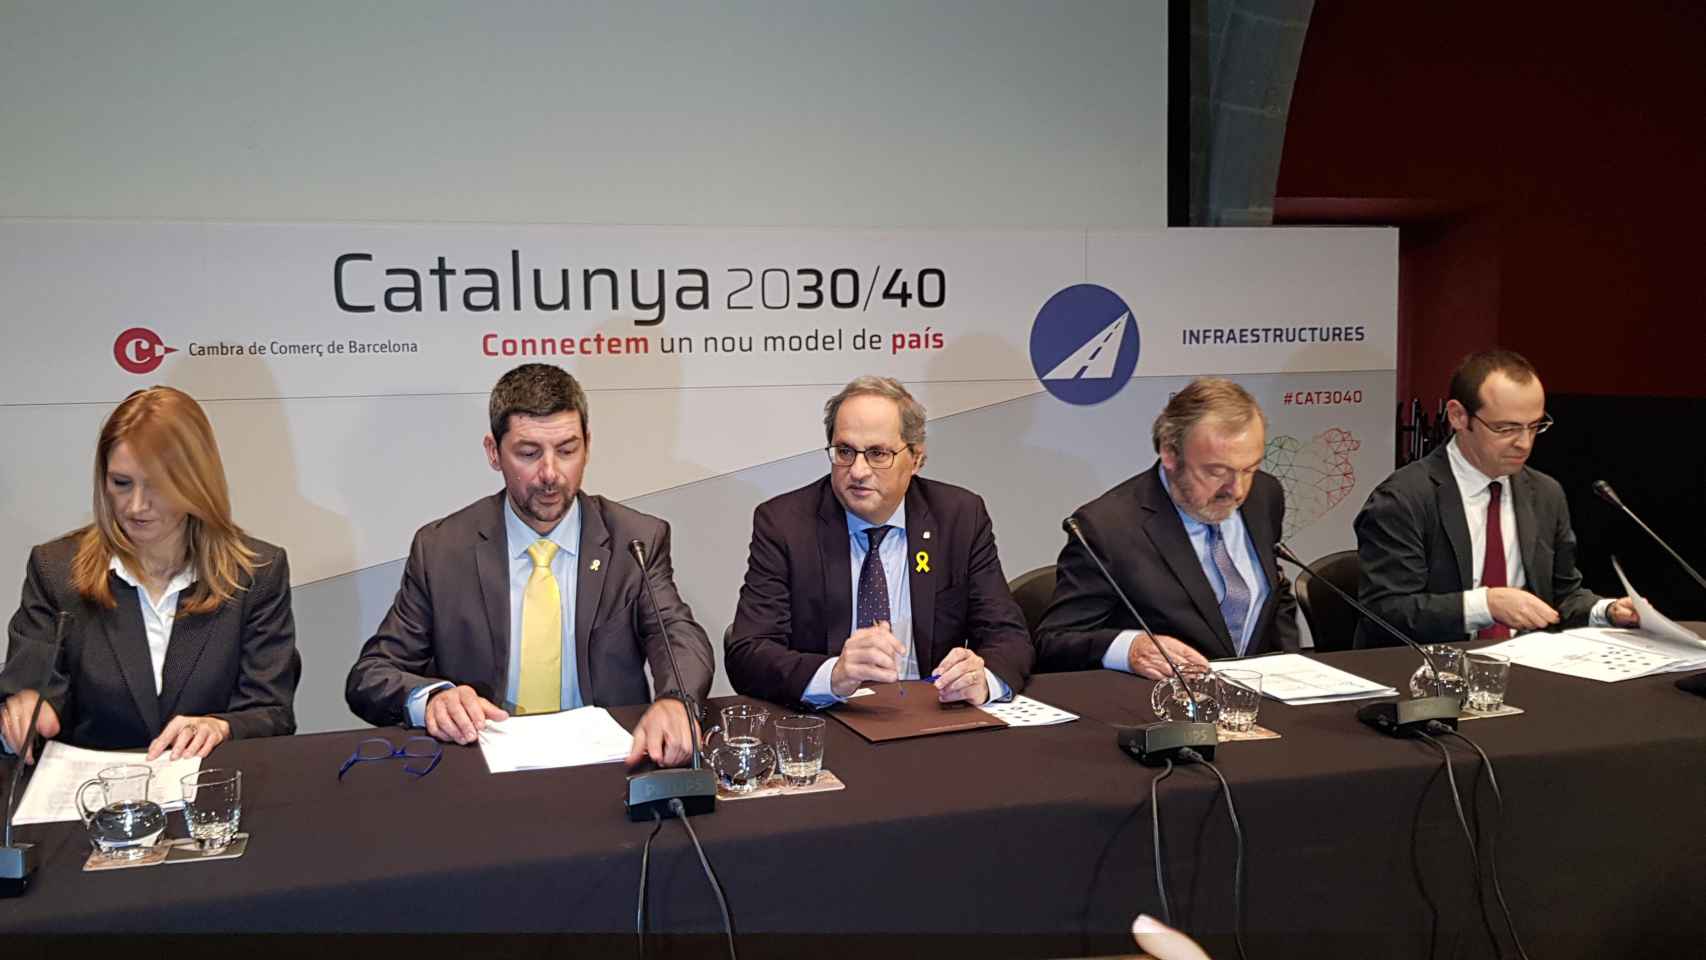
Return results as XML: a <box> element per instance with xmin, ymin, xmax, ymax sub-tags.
<box><xmin>345</xmin><ymin>364</ymin><xmax>713</xmax><ymax>766</ymax></box>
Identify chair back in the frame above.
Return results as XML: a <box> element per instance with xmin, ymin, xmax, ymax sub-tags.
<box><xmin>1008</xmin><ymin>564</ymin><xmax>1059</xmax><ymax>639</ymax></box>
<box><xmin>1295</xmin><ymin>549</ymin><xmax>1361</xmax><ymax>652</ymax></box>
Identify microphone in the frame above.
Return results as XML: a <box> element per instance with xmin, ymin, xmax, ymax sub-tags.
<box><xmin>1594</xmin><ymin>481</ymin><xmax>1706</xmax><ymax>593</ymax></box>
<box><xmin>1063</xmin><ymin>516</ymin><xmax>1216</xmax><ymax>765</ymax></box>
<box><xmin>3</xmin><ymin>611</ymin><xmax>70</xmax><ymax>898</ymax></box>
<box><xmin>1273</xmin><ymin>543</ymin><xmax>1460</xmax><ymax>736</ymax></box>
<box><xmin>624</xmin><ymin>538</ymin><xmax>716</xmax><ymax>821</ymax></box>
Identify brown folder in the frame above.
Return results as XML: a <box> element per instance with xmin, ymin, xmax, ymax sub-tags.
<box><xmin>827</xmin><ymin>680</ymin><xmax>1008</xmax><ymax>743</ymax></box>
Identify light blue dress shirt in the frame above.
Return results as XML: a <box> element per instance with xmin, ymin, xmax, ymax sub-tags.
<box><xmin>803</xmin><ymin>502</ymin><xmax>1011</xmax><ymax>705</ymax></box>
<box><xmin>1102</xmin><ymin>466</ymin><xmax>1270</xmax><ymax>670</ymax></box>
<box><xmin>406</xmin><ymin>497</ymin><xmax>583</xmax><ymax>725</ymax></box>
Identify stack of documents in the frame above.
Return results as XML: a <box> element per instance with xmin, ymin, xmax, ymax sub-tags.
<box><xmin>976</xmin><ymin>695</ymin><xmax>1078</xmax><ymax>727</ymax></box>
<box><xmin>13</xmin><ymin>742</ymin><xmax>201</xmax><ymax>825</ymax></box>
<box><xmin>478</xmin><ymin>706</ymin><xmax>634</xmax><ymax>773</ymax></box>
<box><xmin>1211</xmin><ymin>654</ymin><xmax>1398</xmax><ymax>705</ymax></box>
<box><xmin>1480</xmin><ymin>558</ymin><xmax>1706</xmax><ymax>683</ymax></box>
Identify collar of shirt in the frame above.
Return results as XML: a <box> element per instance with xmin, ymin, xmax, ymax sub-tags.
<box><xmin>1157</xmin><ymin>464</ymin><xmax>1219</xmax><ymax>539</ymax></box>
<box><xmin>845</xmin><ymin>501</ymin><xmax>908</xmax><ymax>548</ymax></box>
<box><xmin>1445</xmin><ymin>435</ymin><xmax>1502</xmax><ymax>499</ymax></box>
<box><xmin>108</xmin><ymin>555</ymin><xmax>197</xmax><ymax>606</ymax></box>
<box><xmin>504</xmin><ymin>494</ymin><xmax>581</xmax><ymax>562</ymax></box>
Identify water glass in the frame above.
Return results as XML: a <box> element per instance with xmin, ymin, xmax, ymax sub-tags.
<box><xmin>1214</xmin><ymin>669</ymin><xmax>1263</xmax><ymax>733</ymax></box>
<box><xmin>181</xmin><ymin>769</ymin><xmax>242</xmax><ymax>854</ymax></box>
<box><xmin>1409</xmin><ymin>644</ymin><xmax>1468</xmax><ymax>702</ymax></box>
<box><xmin>773</xmin><ymin>715</ymin><xmax>827</xmax><ymax>787</ymax></box>
<box><xmin>1150</xmin><ymin>664</ymin><xmax>1219</xmax><ymax>724</ymax></box>
<box><xmin>1465</xmin><ymin>652</ymin><xmax>1512</xmax><ymax>712</ymax></box>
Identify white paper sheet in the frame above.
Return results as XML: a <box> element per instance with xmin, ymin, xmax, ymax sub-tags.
<box><xmin>1612</xmin><ymin>557</ymin><xmax>1706</xmax><ymax>649</ymax></box>
<box><xmin>1477</xmin><ymin>628</ymin><xmax>1706</xmax><ymax>683</ymax></box>
<box><xmin>477</xmin><ymin>706</ymin><xmax>634</xmax><ymax>773</ymax></box>
<box><xmin>1210</xmin><ymin>653</ymin><xmax>1398</xmax><ymax>705</ymax></box>
<box><xmin>976</xmin><ymin>695</ymin><xmax>1078</xmax><ymax>727</ymax></box>
<box><xmin>12</xmin><ymin>741</ymin><xmax>201</xmax><ymax>825</ymax></box>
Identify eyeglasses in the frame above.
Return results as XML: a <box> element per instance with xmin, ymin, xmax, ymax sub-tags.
<box><xmin>825</xmin><ymin>444</ymin><xmax>911</xmax><ymax>470</ymax></box>
<box><xmin>1471</xmin><ymin>413</ymin><xmax>1554</xmax><ymax>439</ymax></box>
<box><xmin>337</xmin><ymin>736</ymin><xmax>443</xmax><ymax>781</ymax></box>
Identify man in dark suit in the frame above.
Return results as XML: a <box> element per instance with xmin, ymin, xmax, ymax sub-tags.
<box><xmin>1354</xmin><ymin>350</ymin><xmax>1638</xmax><ymax>648</ymax></box>
<box><xmin>1036</xmin><ymin>378</ymin><xmax>1298</xmax><ymax>677</ymax></box>
<box><xmin>346</xmin><ymin>364</ymin><xmax>712</xmax><ymax>766</ymax></box>
<box><xmin>725</xmin><ymin>376</ymin><xmax>1032</xmax><ymax>707</ymax></box>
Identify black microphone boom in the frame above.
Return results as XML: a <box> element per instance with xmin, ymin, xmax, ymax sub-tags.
<box><xmin>1063</xmin><ymin>516</ymin><xmax>1217</xmax><ymax>765</ymax></box>
<box><xmin>1273</xmin><ymin>543</ymin><xmax>1459</xmax><ymax>737</ymax></box>
<box><xmin>624</xmin><ymin>539</ymin><xmax>717</xmax><ymax>821</ymax></box>
<box><xmin>1594</xmin><ymin>481</ymin><xmax>1706</xmax><ymax>592</ymax></box>
<box><xmin>3</xmin><ymin>612</ymin><xmax>70</xmax><ymax>898</ymax></box>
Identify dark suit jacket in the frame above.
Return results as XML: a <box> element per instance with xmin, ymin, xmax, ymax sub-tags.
<box><xmin>1034</xmin><ymin>464</ymin><xmax>1299</xmax><ymax>670</ymax></box>
<box><xmin>1352</xmin><ymin>442</ymin><xmax>1601</xmax><ymax>648</ymax></box>
<box><xmin>724</xmin><ymin>476</ymin><xmax>1033</xmax><ymax>705</ymax></box>
<box><xmin>0</xmin><ymin>534</ymin><xmax>300</xmax><ymax>750</ymax></box>
<box><xmin>345</xmin><ymin>492</ymin><xmax>713</xmax><ymax>727</ymax></box>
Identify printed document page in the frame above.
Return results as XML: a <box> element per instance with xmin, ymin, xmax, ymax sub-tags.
<box><xmin>13</xmin><ymin>741</ymin><xmax>200</xmax><ymax>825</ymax></box>
<box><xmin>478</xmin><ymin>706</ymin><xmax>633</xmax><ymax>773</ymax></box>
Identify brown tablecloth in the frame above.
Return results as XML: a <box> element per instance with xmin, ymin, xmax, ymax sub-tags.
<box><xmin>3</xmin><ymin>643</ymin><xmax>1704</xmax><ymax>959</ymax></box>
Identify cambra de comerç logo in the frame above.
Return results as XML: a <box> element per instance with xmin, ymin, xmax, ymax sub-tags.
<box><xmin>113</xmin><ymin>327</ymin><xmax>177</xmax><ymax>374</ymax></box>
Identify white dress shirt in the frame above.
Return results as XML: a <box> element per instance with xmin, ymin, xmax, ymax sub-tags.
<box><xmin>1446</xmin><ymin>436</ymin><xmax>1610</xmax><ymax>634</ymax></box>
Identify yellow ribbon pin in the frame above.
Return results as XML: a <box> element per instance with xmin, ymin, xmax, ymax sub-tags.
<box><xmin>590</xmin><ymin>559</ymin><xmax>601</xmax><ymax>572</ymax></box>
<box><xmin>914</xmin><ymin>551</ymin><xmax>930</xmax><ymax>573</ymax></box>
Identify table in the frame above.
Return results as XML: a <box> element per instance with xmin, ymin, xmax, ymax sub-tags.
<box><xmin>4</xmin><ymin>644</ymin><xmax>1704</xmax><ymax>959</ymax></box>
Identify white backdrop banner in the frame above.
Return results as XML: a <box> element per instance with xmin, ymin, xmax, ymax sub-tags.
<box><xmin>0</xmin><ymin>221</ymin><xmax>1396</xmax><ymax>730</ymax></box>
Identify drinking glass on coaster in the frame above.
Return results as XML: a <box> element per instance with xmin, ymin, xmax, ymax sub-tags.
<box><xmin>1409</xmin><ymin>644</ymin><xmax>1469</xmax><ymax>701</ymax></box>
<box><xmin>76</xmin><ymin>764</ymin><xmax>167</xmax><ymax>861</ymax></box>
<box><xmin>773</xmin><ymin>715</ymin><xmax>827</xmax><ymax>787</ymax></box>
<box><xmin>704</xmin><ymin>704</ymin><xmax>775</xmax><ymax>795</ymax></box>
<box><xmin>180</xmin><ymin>769</ymin><xmax>242</xmax><ymax>855</ymax></box>
<box><xmin>1150</xmin><ymin>664</ymin><xmax>1219</xmax><ymax>724</ymax></box>
<box><xmin>1465</xmin><ymin>652</ymin><xmax>1512</xmax><ymax>712</ymax></box>
<box><xmin>1214</xmin><ymin>669</ymin><xmax>1263</xmax><ymax>734</ymax></box>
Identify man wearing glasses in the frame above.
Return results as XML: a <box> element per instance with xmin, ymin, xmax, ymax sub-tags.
<box><xmin>724</xmin><ymin>376</ymin><xmax>1032</xmax><ymax>707</ymax></box>
<box><xmin>1035</xmin><ymin>377</ymin><xmax>1298</xmax><ymax>677</ymax></box>
<box><xmin>1353</xmin><ymin>349</ymin><xmax>1638</xmax><ymax>648</ymax></box>
<box><xmin>345</xmin><ymin>363</ymin><xmax>713</xmax><ymax>767</ymax></box>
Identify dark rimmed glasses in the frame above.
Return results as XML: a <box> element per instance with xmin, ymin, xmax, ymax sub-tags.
<box><xmin>337</xmin><ymin>736</ymin><xmax>442</xmax><ymax>781</ymax></box>
<box><xmin>1471</xmin><ymin>413</ymin><xmax>1554</xmax><ymax>439</ymax></box>
<box><xmin>825</xmin><ymin>444</ymin><xmax>912</xmax><ymax>470</ymax></box>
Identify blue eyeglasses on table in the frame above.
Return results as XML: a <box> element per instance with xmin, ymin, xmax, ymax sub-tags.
<box><xmin>337</xmin><ymin>736</ymin><xmax>443</xmax><ymax>780</ymax></box>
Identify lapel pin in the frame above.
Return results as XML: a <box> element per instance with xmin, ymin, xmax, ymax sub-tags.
<box><xmin>915</xmin><ymin>551</ymin><xmax>931</xmax><ymax>573</ymax></box>
<box><xmin>590</xmin><ymin>559</ymin><xmax>601</xmax><ymax>572</ymax></box>
<box><xmin>922</xmin><ymin>531</ymin><xmax>931</xmax><ymax>540</ymax></box>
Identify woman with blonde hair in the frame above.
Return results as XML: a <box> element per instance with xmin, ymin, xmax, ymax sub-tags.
<box><xmin>0</xmin><ymin>387</ymin><xmax>299</xmax><ymax>761</ymax></box>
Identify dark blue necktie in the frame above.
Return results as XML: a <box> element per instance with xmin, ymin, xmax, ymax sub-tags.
<box><xmin>855</xmin><ymin>526</ymin><xmax>893</xmax><ymax>629</ymax></box>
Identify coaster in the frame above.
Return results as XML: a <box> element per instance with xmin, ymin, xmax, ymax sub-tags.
<box><xmin>1459</xmin><ymin>703</ymin><xmax>1523</xmax><ymax>721</ymax></box>
<box><xmin>1216</xmin><ymin>723</ymin><xmax>1281</xmax><ymax>743</ymax></box>
<box><xmin>718</xmin><ymin>770</ymin><xmax>846</xmax><ymax>801</ymax></box>
<box><xmin>82</xmin><ymin>844</ymin><xmax>171</xmax><ymax>872</ymax></box>
<box><xmin>163</xmin><ymin>833</ymin><xmax>249</xmax><ymax>864</ymax></box>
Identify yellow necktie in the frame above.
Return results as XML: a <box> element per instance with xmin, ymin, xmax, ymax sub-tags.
<box><xmin>517</xmin><ymin>539</ymin><xmax>562</xmax><ymax>715</ymax></box>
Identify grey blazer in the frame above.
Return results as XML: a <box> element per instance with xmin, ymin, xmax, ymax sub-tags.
<box><xmin>1352</xmin><ymin>443</ymin><xmax>1602</xmax><ymax>648</ymax></box>
<box><xmin>345</xmin><ymin>492</ymin><xmax>713</xmax><ymax>726</ymax></box>
<box><xmin>0</xmin><ymin>534</ymin><xmax>300</xmax><ymax>750</ymax></box>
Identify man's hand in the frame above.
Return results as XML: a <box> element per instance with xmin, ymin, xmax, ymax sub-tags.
<box><xmin>147</xmin><ymin>715</ymin><xmax>232</xmax><ymax>761</ymax></box>
<box><xmin>932</xmin><ymin>647</ymin><xmax>989</xmax><ymax>705</ymax></box>
<box><xmin>424</xmin><ymin>685</ymin><xmax>508</xmax><ymax>745</ymax></box>
<box><xmin>1127</xmin><ymin>633</ymin><xmax>1210</xmax><ymax>681</ymax></box>
<box><xmin>1</xmin><ymin>689</ymin><xmax>60</xmax><ymax>764</ymax></box>
<box><xmin>626</xmin><ymin>697</ymin><xmax>694</xmax><ymax>768</ymax></box>
<box><xmin>1607</xmin><ymin>597</ymin><xmax>1641</xmax><ymax>628</ymax></box>
<box><xmin>830</xmin><ymin>624</ymin><xmax>907</xmax><ymax>698</ymax></box>
<box><xmin>1487</xmin><ymin>587</ymin><xmax>1561</xmax><ymax>632</ymax></box>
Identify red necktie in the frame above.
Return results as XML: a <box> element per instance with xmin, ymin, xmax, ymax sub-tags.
<box><xmin>1478</xmin><ymin>480</ymin><xmax>1509</xmax><ymax>640</ymax></box>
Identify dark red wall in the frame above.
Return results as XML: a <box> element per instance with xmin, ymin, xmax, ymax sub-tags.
<box><xmin>1275</xmin><ymin>2</ymin><xmax>1706</xmax><ymax>401</ymax></box>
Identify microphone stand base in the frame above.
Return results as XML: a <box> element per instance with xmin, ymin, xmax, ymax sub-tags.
<box><xmin>1117</xmin><ymin>722</ymin><xmax>1219</xmax><ymax>766</ymax></box>
<box><xmin>625</xmin><ymin>768</ymin><xmax>718</xmax><ymax>821</ymax></box>
<box><xmin>0</xmin><ymin>843</ymin><xmax>36</xmax><ymax>898</ymax></box>
<box><xmin>1357</xmin><ymin>696</ymin><xmax>1461</xmax><ymax>737</ymax></box>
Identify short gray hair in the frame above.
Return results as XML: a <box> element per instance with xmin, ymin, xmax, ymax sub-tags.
<box><xmin>823</xmin><ymin>376</ymin><xmax>927</xmax><ymax>447</ymax></box>
<box><xmin>1151</xmin><ymin>377</ymin><xmax>1265</xmax><ymax>455</ymax></box>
